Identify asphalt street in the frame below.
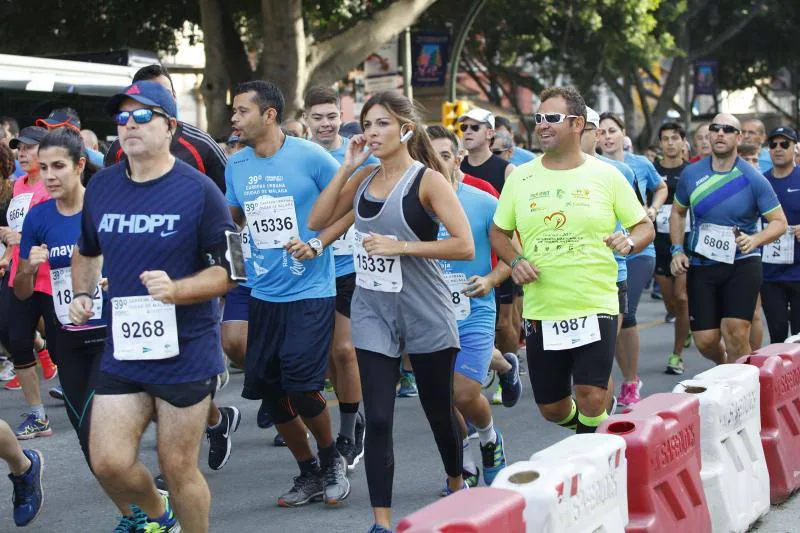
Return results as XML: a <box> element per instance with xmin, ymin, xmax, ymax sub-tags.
<box><xmin>0</xmin><ymin>295</ymin><xmax>796</xmax><ymax>532</ymax></box>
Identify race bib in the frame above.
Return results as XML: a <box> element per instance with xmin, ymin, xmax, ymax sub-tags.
<box><xmin>444</xmin><ymin>272</ymin><xmax>471</xmax><ymax>321</ymax></box>
<box><xmin>353</xmin><ymin>230</ymin><xmax>402</xmax><ymax>292</ymax></box>
<box><xmin>695</xmin><ymin>223</ymin><xmax>736</xmax><ymax>264</ymax></box>
<box><xmin>244</xmin><ymin>196</ymin><xmax>299</xmax><ymax>249</ymax></box>
<box><xmin>49</xmin><ymin>267</ymin><xmax>103</xmax><ymax>326</ymax></box>
<box><xmin>7</xmin><ymin>193</ymin><xmax>33</xmax><ymax>233</ymax></box>
<box><xmin>541</xmin><ymin>315</ymin><xmax>601</xmax><ymax>351</ymax></box>
<box><xmin>241</xmin><ymin>226</ymin><xmax>252</xmax><ymax>260</ymax></box>
<box><xmin>332</xmin><ymin>225</ymin><xmax>354</xmax><ymax>256</ymax></box>
<box><xmin>763</xmin><ymin>227</ymin><xmax>795</xmax><ymax>265</ymax></box>
<box><xmin>655</xmin><ymin>204</ymin><xmax>691</xmax><ymax>234</ymax></box>
<box><xmin>111</xmin><ymin>296</ymin><xmax>179</xmax><ymax>361</ymax></box>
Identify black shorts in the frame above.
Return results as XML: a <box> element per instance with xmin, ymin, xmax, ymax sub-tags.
<box><xmin>243</xmin><ymin>296</ymin><xmax>334</xmax><ymax>399</ymax></box>
<box><xmin>495</xmin><ymin>278</ymin><xmax>521</xmax><ymax>306</ymax></box>
<box><xmin>525</xmin><ymin>313</ymin><xmax>618</xmax><ymax>405</ymax></box>
<box><xmin>617</xmin><ymin>281</ymin><xmax>628</xmax><ymax>315</ymax></box>
<box><xmin>687</xmin><ymin>256</ymin><xmax>762</xmax><ymax>331</ymax></box>
<box><xmin>655</xmin><ymin>233</ymin><xmax>690</xmax><ymax>277</ymax></box>
<box><xmin>94</xmin><ymin>372</ymin><xmax>216</xmax><ymax>408</ymax></box>
<box><xmin>335</xmin><ymin>273</ymin><xmax>356</xmax><ymax>319</ymax></box>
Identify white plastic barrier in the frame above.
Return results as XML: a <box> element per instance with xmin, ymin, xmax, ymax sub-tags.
<box><xmin>673</xmin><ymin>364</ymin><xmax>770</xmax><ymax>533</ymax></box>
<box><xmin>492</xmin><ymin>434</ymin><xmax>628</xmax><ymax>533</ymax></box>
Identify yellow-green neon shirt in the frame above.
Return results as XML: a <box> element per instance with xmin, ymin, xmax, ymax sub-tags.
<box><xmin>493</xmin><ymin>156</ymin><xmax>646</xmax><ymax>320</ymax></box>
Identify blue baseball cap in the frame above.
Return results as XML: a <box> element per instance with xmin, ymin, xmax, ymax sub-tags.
<box><xmin>768</xmin><ymin>126</ymin><xmax>798</xmax><ymax>143</ymax></box>
<box><xmin>106</xmin><ymin>81</ymin><xmax>178</xmax><ymax>119</ymax></box>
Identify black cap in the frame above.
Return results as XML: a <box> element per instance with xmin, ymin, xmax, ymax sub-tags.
<box><xmin>340</xmin><ymin>121</ymin><xmax>362</xmax><ymax>139</ymax></box>
<box><xmin>9</xmin><ymin>126</ymin><xmax>48</xmax><ymax>149</ymax></box>
<box><xmin>767</xmin><ymin>126</ymin><xmax>798</xmax><ymax>143</ymax></box>
<box><xmin>36</xmin><ymin>108</ymin><xmax>81</xmax><ymax>131</ymax></box>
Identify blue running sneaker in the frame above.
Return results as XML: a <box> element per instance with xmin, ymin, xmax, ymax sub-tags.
<box><xmin>143</xmin><ymin>494</ymin><xmax>180</xmax><ymax>532</ymax></box>
<box><xmin>48</xmin><ymin>385</ymin><xmax>64</xmax><ymax>401</ymax></box>
<box><xmin>9</xmin><ymin>449</ymin><xmax>44</xmax><ymax>527</ymax></box>
<box><xmin>465</xmin><ymin>420</ymin><xmax>478</xmax><ymax>440</ymax></box>
<box><xmin>498</xmin><ymin>353</ymin><xmax>522</xmax><ymax>407</ymax></box>
<box><xmin>14</xmin><ymin>413</ymin><xmax>53</xmax><ymax>440</ymax></box>
<box><xmin>480</xmin><ymin>430</ymin><xmax>507</xmax><ymax>486</ymax></box>
<box><xmin>440</xmin><ymin>479</ymin><xmax>469</xmax><ymax>497</ymax></box>
<box><xmin>367</xmin><ymin>525</ymin><xmax>393</xmax><ymax>533</ymax></box>
<box><xmin>257</xmin><ymin>400</ymin><xmax>274</xmax><ymax>429</ymax></box>
<box><xmin>397</xmin><ymin>370</ymin><xmax>418</xmax><ymax>398</ymax></box>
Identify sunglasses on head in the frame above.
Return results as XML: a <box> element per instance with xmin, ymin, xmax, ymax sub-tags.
<box><xmin>709</xmin><ymin>123</ymin><xmax>740</xmax><ymax>134</ymax></box>
<box><xmin>534</xmin><ymin>113</ymin><xmax>580</xmax><ymax>125</ymax></box>
<box><xmin>114</xmin><ymin>108</ymin><xmax>170</xmax><ymax>126</ymax></box>
<box><xmin>769</xmin><ymin>140</ymin><xmax>793</xmax><ymax>150</ymax></box>
<box><xmin>459</xmin><ymin>123</ymin><xmax>484</xmax><ymax>133</ymax></box>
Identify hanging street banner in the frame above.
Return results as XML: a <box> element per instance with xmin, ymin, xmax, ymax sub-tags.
<box><xmin>411</xmin><ymin>32</ymin><xmax>450</xmax><ymax>87</ymax></box>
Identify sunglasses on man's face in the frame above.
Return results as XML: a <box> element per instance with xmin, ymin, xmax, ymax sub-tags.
<box><xmin>709</xmin><ymin>123</ymin><xmax>740</xmax><ymax>135</ymax></box>
<box><xmin>534</xmin><ymin>113</ymin><xmax>580</xmax><ymax>125</ymax></box>
<box><xmin>459</xmin><ymin>123</ymin><xmax>483</xmax><ymax>133</ymax></box>
<box><xmin>769</xmin><ymin>140</ymin><xmax>792</xmax><ymax>150</ymax></box>
<box><xmin>491</xmin><ymin>149</ymin><xmax>507</xmax><ymax>156</ymax></box>
<box><xmin>114</xmin><ymin>108</ymin><xmax>169</xmax><ymax>126</ymax></box>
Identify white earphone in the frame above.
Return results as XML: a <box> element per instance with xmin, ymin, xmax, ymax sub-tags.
<box><xmin>400</xmin><ymin>126</ymin><xmax>414</xmax><ymax>143</ymax></box>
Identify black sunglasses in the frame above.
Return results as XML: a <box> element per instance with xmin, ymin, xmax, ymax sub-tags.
<box><xmin>114</xmin><ymin>108</ymin><xmax>170</xmax><ymax>126</ymax></box>
<box><xmin>709</xmin><ymin>123</ymin><xmax>740</xmax><ymax>135</ymax></box>
<box><xmin>459</xmin><ymin>123</ymin><xmax>483</xmax><ymax>133</ymax></box>
<box><xmin>769</xmin><ymin>140</ymin><xmax>792</xmax><ymax>150</ymax></box>
<box><xmin>491</xmin><ymin>149</ymin><xmax>506</xmax><ymax>155</ymax></box>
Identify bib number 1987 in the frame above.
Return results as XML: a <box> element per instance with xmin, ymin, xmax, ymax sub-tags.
<box><xmin>541</xmin><ymin>314</ymin><xmax>601</xmax><ymax>351</ymax></box>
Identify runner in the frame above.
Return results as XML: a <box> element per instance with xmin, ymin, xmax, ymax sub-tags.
<box><xmin>670</xmin><ymin>113</ymin><xmax>787</xmax><ymax>362</ymax></box>
<box><xmin>494</xmin><ymin>116</ymin><xmax>536</xmax><ymax>166</ymax></box>
<box><xmin>0</xmin><ymin>419</ymin><xmax>42</xmax><ymax>527</ymax></box>
<box><xmin>458</xmin><ymin>109</ymin><xmax>521</xmax><ymax>376</ymax></box>
<box><xmin>652</xmin><ymin>122</ymin><xmax>690</xmax><ymax>374</ymax></box>
<box><xmin>304</xmin><ymin>85</ymin><xmax>379</xmax><ymax>469</ymax></box>
<box><xmin>490</xmin><ymin>86</ymin><xmax>653</xmax><ymax>435</ymax></box>
<box><xmin>226</xmin><ymin>80</ymin><xmax>350</xmax><ymax>508</ymax></box>
<box><xmin>70</xmin><ymin>80</ymin><xmax>236</xmax><ymax>532</ymax></box>
<box><xmin>599</xmin><ymin>112</ymin><xmax>667</xmax><ymax>405</ymax></box>
<box><xmin>690</xmin><ymin>124</ymin><xmax>711</xmax><ymax>163</ymax></box>
<box><xmin>741</xmin><ymin>118</ymin><xmax>773</xmax><ymax>173</ymax></box>
<box><xmin>491</xmin><ymin>131</ymin><xmax>514</xmax><ymax>162</ymax></box>
<box><xmin>308</xmin><ymin>91</ymin><xmax>473</xmax><ymax>532</ymax></box>
<box><xmin>0</xmin><ymin>126</ymin><xmax>59</xmax><ymax>438</ymax></box>
<box><xmin>760</xmin><ymin>127</ymin><xmax>800</xmax><ymax>342</ymax></box>
<box><xmin>35</xmin><ymin>108</ymin><xmax>105</xmax><ymax>169</ymax></box>
<box><xmin>428</xmin><ymin>124</ymin><xmax>521</xmax><ymax>489</ymax></box>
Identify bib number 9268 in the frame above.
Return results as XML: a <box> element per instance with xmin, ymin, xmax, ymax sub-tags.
<box><xmin>111</xmin><ymin>296</ymin><xmax>179</xmax><ymax>361</ymax></box>
<box><xmin>119</xmin><ymin>320</ymin><xmax>165</xmax><ymax>339</ymax></box>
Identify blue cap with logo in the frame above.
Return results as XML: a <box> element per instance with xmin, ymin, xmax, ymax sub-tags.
<box><xmin>106</xmin><ymin>81</ymin><xmax>178</xmax><ymax>119</ymax></box>
<box><xmin>767</xmin><ymin>126</ymin><xmax>798</xmax><ymax>143</ymax></box>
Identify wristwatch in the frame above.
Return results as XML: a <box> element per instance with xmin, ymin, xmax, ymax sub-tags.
<box><xmin>624</xmin><ymin>237</ymin><xmax>635</xmax><ymax>255</ymax></box>
<box><xmin>308</xmin><ymin>238</ymin><xmax>324</xmax><ymax>257</ymax></box>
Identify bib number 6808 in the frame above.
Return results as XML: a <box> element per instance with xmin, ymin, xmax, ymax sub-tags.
<box><xmin>120</xmin><ymin>320</ymin><xmax>165</xmax><ymax>339</ymax></box>
<box><xmin>703</xmin><ymin>235</ymin><xmax>730</xmax><ymax>251</ymax></box>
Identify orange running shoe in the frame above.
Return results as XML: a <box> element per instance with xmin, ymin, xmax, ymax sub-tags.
<box><xmin>4</xmin><ymin>375</ymin><xmax>21</xmax><ymax>390</ymax></box>
<box><xmin>37</xmin><ymin>350</ymin><xmax>57</xmax><ymax>381</ymax></box>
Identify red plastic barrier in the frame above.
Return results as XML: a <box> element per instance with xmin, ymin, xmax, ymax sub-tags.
<box><xmin>737</xmin><ymin>343</ymin><xmax>800</xmax><ymax>504</ymax></box>
<box><xmin>396</xmin><ymin>487</ymin><xmax>525</xmax><ymax>533</ymax></box>
<box><xmin>597</xmin><ymin>393</ymin><xmax>711</xmax><ymax>533</ymax></box>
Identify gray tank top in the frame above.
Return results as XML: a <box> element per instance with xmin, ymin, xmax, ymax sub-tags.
<box><xmin>351</xmin><ymin>161</ymin><xmax>460</xmax><ymax>357</ymax></box>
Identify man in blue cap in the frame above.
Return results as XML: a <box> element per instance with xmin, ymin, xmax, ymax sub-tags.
<box><xmin>69</xmin><ymin>80</ymin><xmax>236</xmax><ymax>532</ymax></box>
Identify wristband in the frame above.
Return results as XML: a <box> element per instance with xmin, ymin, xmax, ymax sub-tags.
<box><xmin>510</xmin><ymin>255</ymin><xmax>526</xmax><ymax>269</ymax></box>
<box><xmin>73</xmin><ymin>292</ymin><xmax>94</xmax><ymax>301</ymax></box>
<box><xmin>670</xmin><ymin>244</ymin><xmax>684</xmax><ymax>256</ymax></box>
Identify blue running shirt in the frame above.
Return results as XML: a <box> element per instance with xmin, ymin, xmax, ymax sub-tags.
<box><xmin>598</xmin><ymin>155</ymin><xmax>636</xmax><ymax>282</ymax></box>
<box><xmin>78</xmin><ymin>159</ymin><xmax>235</xmax><ymax>384</ymax></box>
<box><xmin>438</xmin><ymin>183</ymin><xmax>497</xmax><ymax>334</ymax></box>
<box><xmin>509</xmin><ymin>147</ymin><xmax>536</xmax><ymax>166</ymax></box>
<box><xmin>674</xmin><ymin>157</ymin><xmax>781</xmax><ymax>265</ymax></box>
<box><xmin>624</xmin><ymin>153</ymin><xmax>663</xmax><ymax>260</ymax></box>
<box><xmin>763</xmin><ymin>166</ymin><xmax>800</xmax><ymax>281</ymax></box>
<box><xmin>225</xmin><ymin>136</ymin><xmax>338</xmax><ymax>302</ymax></box>
<box><xmin>20</xmin><ymin>199</ymin><xmax>107</xmax><ymax>330</ymax></box>
<box><xmin>328</xmin><ymin>136</ymin><xmax>379</xmax><ymax>278</ymax></box>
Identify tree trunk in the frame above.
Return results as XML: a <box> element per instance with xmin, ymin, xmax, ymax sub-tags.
<box><xmin>260</xmin><ymin>0</ymin><xmax>307</xmax><ymax>118</ymax></box>
<box><xmin>198</xmin><ymin>0</ymin><xmax>233</xmax><ymax>138</ymax></box>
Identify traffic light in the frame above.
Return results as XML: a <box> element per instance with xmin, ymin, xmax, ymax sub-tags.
<box><xmin>441</xmin><ymin>101</ymin><xmax>457</xmax><ymax>132</ymax></box>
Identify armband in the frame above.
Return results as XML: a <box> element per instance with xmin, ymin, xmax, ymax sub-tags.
<box><xmin>73</xmin><ymin>292</ymin><xmax>94</xmax><ymax>301</ymax></box>
<box><xmin>203</xmin><ymin>232</ymin><xmax>246</xmax><ymax>281</ymax></box>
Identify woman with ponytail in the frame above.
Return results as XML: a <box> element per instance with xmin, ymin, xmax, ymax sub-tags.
<box><xmin>308</xmin><ymin>91</ymin><xmax>474</xmax><ymax>532</ymax></box>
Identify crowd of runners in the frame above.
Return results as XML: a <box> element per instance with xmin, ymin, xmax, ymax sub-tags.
<box><xmin>0</xmin><ymin>64</ymin><xmax>797</xmax><ymax>532</ymax></box>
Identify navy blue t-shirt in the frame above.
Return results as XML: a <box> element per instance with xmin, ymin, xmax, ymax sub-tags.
<box><xmin>78</xmin><ymin>159</ymin><xmax>235</xmax><ymax>384</ymax></box>
<box><xmin>763</xmin><ymin>166</ymin><xmax>800</xmax><ymax>282</ymax></box>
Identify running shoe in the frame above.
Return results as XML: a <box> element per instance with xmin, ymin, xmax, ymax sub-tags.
<box><xmin>336</xmin><ymin>435</ymin><xmax>362</xmax><ymax>471</ymax></box>
<box><xmin>277</xmin><ymin>471</ymin><xmax>323</xmax><ymax>507</ymax></box>
<box><xmin>322</xmin><ymin>454</ymin><xmax>350</xmax><ymax>505</ymax></box>
<box><xmin>4</xmin><ymin>375</ymin><xmax>21</xmax><ymax>391</ymax></box>
<box><xmin>465</xmin><ymin>420</ymin><xmax>478</xmax><ymax>440</ymax></box>
<box><xmin>608</xmin><ymin>394</ymin><xmax>618</xmax><ymax>416</ymax></box>
<box><xmin>114</xmin><ymin>507</ymin><xmax>147</xmax><ymax>533</ymax></box>
<box><xmin>367</xmin><ymin>525</ymin><xmax>393</xmax><ymax>533</ymax></box>
<box><xmin>440</xmin><ymin>479</ymin><xmax>469</xmax><ymax>497</ymax></box>
<box><xmin>48</xmin><ymin>386</ymin><xmax>64</xmax><ymax>401</ymax></box>
<box><xmin>462</xmin><ymin>468</ymin><xmax>479</xmax><ymax>489</ymax></box>
<box><xmin>491</xmin><ymin>384</ymin><xmax>503</xmax><ymax>405</ymax></box>
<box><xmin>480</xmin><ymin>430</ymin><xmax>507</xmax><ymax>486</ymax></box>
<box><xmin>9</xmin><ymin>449</ymin><xmax>43</xmax><ymax>527</ymax></box>
<box><xmin>665</xmin><ymin>353</ymin><xmax>685</xmax><ymax>375</ymax></box>
<box><xmin>274</xmin><ymin>433</ymin><xmax>286</xmax><ymax>447</ymax></box>
<box><xmin>665</xmin><ymin>312</ymin><xmax>676</xmax><ymax>323</ymax></box>
<box><xmin>618</xmin><ymin>378</ymin><xmax>643</xmax><ymax>406</ymax></box>
<box><xmin>0</xmin><ymin>358</ymin><xmax>15</xmax><ymax>381</ymax></box>
<box><xmin>498</xmin><ymin>353</ymin><xmax>522</xmax><ymax>407</ymax></box>
<box><xmin>14</xmin><ymin>414</ymin><xmax>52</xmax><ymax>440</ymax></box>
<box><xmin>684</xmin><ymin>332</ymin><xmax>692</xmax><ymax>349</ymax></box>
<box><xmin>651</xmin><ymin>289</ymin><xmax>663</xmax><ymax>300</ymax></box>
<box><xmin>142</xmin><ymin>494</ymin><xmax>179</xmax><ymax>532</ymax></box>
<box><xmin>206</xmin><ymin>406</ymin><xmax>241</xmax><ymax>470</ymax></box>
<box><xmin>324</xmin><ymin>378</ymin><xmax>335</xmax><ymax>393</ymax></box>
<box><xmin>397</xmin><ymin>370</ymin><xmax>418</xmax><ymax>398</ymax></box>
<box><xmin>38</xmin><ymin>349</ymin><xmax>57</xmax><ymax>381</ymax></box>
<box><xmin>354</xmin><ymin>411</ymin><xmax>365</xmax><ymax>460</ymax></box>
<box><xmin>154</xmin><ymin>473</ymin><xmax>168</xmax><ymax>495</ymax></box>
<box><xmin>257</xmin><ymin>400</ymin><xmax>273</xmax><ymax>429</ymax></box>
<box><xmin>228</xmin><ymin>360</ymin><xmax>244</xmax><ymax>374</ymax></box>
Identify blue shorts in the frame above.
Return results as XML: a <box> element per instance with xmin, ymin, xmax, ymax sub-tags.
<box><xmin>455</xmin><ymin>330</ymin><xmax>495</xmax><ymax>383</ymax></box>
<box><xmin>222</xmin><ymin>284</ymin><xmax>251</xmax><ymax>323</ymax></box>
<box><xmin>242</xmin><ymin>296</ymin><xmax>334</xmax><ymax>398</ymax></box>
